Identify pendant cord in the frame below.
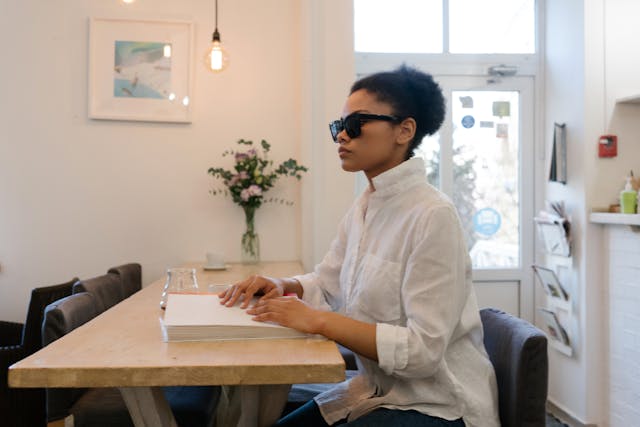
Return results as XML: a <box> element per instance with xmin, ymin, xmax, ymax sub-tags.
<box><xmin>215</xmin><ymin>0</ymin><xmax>218</xmax><ymax>30</ymax></box>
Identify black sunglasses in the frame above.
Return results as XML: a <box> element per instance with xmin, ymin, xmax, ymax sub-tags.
<box><xmin>328</xmin><ymin>113</ymin><xmax>402</xmax><ymax>142</ymax></box>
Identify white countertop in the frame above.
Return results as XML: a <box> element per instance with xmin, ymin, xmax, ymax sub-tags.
<box><xmin>590</xmin><ymin>212</ymin><xmax>640</xmax><ymax>225</ymax></box>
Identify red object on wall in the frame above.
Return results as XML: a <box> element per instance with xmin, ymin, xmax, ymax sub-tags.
<box><xmin>598</xmin><ymin>135</ymin><xmax>617</xmax><ymax>158</ymax></box>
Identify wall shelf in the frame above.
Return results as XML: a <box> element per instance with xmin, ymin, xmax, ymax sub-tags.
<box><xmin>590</xmin><ymin>212</ymin><xmax>640</xmax><ymax>226</ymax></box>
<box><xmin>616</xmin><ymin>95</ymin><xmax>640</xmax><ymax>104</ymax></box>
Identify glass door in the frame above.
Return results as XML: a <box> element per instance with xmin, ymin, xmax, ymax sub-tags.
<box><xmin>416</xmin><ymin>75</ymin><xmax>535</xmax><ymax>319</ymax></box>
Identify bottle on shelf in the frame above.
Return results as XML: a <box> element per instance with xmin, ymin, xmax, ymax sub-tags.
<box><xmin>620</xmin><ymin>172</ymin><xmax>637</xmax><ymax>214</ymax></box>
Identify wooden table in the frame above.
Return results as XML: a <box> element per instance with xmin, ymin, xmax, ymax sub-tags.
<box><xmin>9</xmin><ymin>261</ymin><xmax>345</xmax><ymax>427</ymax></box>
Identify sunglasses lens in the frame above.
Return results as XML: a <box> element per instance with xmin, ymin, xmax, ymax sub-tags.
<box><xmin>329</xmin><ymin>120</ymin><xmax>344</xmax><ymax>142</ymax></box>
<box><xmin>344</xmin><ymin>115</ymin><xmax>362</xmax><ymax>139</ymax></box>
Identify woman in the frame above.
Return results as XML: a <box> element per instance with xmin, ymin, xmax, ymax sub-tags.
<box><xmin>220</xmin><ymin>65</ymin><xmax>500</xmax><ymax>427</ymax></box>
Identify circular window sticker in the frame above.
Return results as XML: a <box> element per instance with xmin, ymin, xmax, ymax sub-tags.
<box><xmin>473</xmin><ymin>208</ymin><xmax>501</xmax><ymax>236</ymax></box>
<box><xmin>461</xmin><ymin>115</ymin><xmax>475</xmax><ymax>129</ymax></box>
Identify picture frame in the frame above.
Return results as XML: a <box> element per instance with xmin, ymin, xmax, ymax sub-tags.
<box><xmin>88</xmin><ymin>17</ymin><xmax>194</xmax><ymax>123</ymax></box>
<box><xmin>532</xmin><ymin>265</ymin><xmax>569</xmax><ymax>300</ymax></box>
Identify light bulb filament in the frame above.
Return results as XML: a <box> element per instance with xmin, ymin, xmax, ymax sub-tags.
<box><xmin>210</xmin><ymin>43</ymin><xmax>223</xmax><ymax>70</ymax></box>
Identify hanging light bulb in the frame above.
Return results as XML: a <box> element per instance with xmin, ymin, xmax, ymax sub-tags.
<box><xmin>204</xmin><ymin>0</ymin><xmax>229</xmax><ymax>72</ymax></box>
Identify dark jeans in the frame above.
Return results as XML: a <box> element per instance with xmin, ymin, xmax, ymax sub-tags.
<box><xmin>274</xmin><ymin>400</ymin><xmax>465</xmax><ymax>427</ymax></box>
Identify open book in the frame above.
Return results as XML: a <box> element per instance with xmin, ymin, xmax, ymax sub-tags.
<box><xmin>162</xmin><ymin>293</ymin><xmax>310</xmax><ymax>342</ymax></box>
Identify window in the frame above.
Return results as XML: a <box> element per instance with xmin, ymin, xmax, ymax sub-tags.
<box><xmin>354</xmin><ymin>0</ymin><xmax>535</xmax><ymax>54</ymax></box>
<box><xmin>354</xmin><ymin>0</ymin><xmax>443</xmax><ymax>53</ymax></box>
<box><xmin>449</xmin><ymin>0</ymin><xmax>535</xmax><ymax>53</ymax></box>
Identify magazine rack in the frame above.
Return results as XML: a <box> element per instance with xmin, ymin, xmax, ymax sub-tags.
<box><xmin>534</xmin><ymin>213</ymin><xmax>574</xmax><ymax>357</ymax></box>
<box><xmin>534</xmin><ymin>256</ymin><xmax>573</xmax><ymax>357</ymax></box>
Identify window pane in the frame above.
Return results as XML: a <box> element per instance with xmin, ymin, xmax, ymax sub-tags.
<box><xmin>451</xmin><ymin>90</ymin><xmax>520</xmax><ymax>268</ymax></box>
<box><xmin>354</xmin><ymin>0</ymin><xmax>443</xmax><ymax>53</ymax></box>
<box><xmin>449</xmin><ymin>0</ymin><xmax>535</xmax><ymax>53</ymax></box>
<box><xmin>415</xmin><ymin>134</ymin><xmax>440</xmax><ymax>188</ymax></box>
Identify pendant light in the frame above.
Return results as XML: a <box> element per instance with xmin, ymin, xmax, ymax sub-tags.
<box><xmin>204</xmin><ymin>0</ymin><xmax>229</xmax><ymax>72</ymax></box>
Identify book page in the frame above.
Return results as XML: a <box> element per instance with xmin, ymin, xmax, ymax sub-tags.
<box><xmin>164</xmin><ymin>293</ymin><xmax>286</xmax><ymax>329</ymax></box>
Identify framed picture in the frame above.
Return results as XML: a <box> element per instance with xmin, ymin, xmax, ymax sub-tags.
<box><xmin>88</xmin><ymin>17</ymin><xmax>194</xmax><ymax>123</ymax></box>
<box><xmin>532</xmin><ymin>265</ymin><xmax>569</xmax><ymax>300</ymax></box>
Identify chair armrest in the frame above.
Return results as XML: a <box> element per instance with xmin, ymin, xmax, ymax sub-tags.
<box><xmin>0</xmin><ymin>321</ymin><xmax>24</xmax><ymax>346</ymax></box>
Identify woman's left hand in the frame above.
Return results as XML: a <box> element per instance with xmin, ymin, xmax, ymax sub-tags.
<box><xmin>246</xmin><ymin>296</ymin><xmax>322</xmax><ymax>335</ymax></box>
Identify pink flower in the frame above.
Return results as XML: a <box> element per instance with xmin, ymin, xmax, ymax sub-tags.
<box><xmin>239</xmin><ymin>171</ymin><xmax>249</xmax><ymax>180</ymax></box>
<box><xmin>240</xmin><ymin>189</ymin><xmax>250</xmax><ymax>201</ymax></box>
<box><xmin>247</xmin><ymin>149</ymin><xmax>257</xmax><ymax>157</ymax></box>
<box><xmin>248</xmin><ymin>185</ymin><xmax>262</xmax><ymax>196</ymax></box>
<box><xmin>235</xmin><ymin>152</ymin><xmax>248</xmax><ymax>161</ymax></box>
<box><xmin>229</xmin><ymin>175</ymin><xmax>240</xmax><ymax>186</ymax></box>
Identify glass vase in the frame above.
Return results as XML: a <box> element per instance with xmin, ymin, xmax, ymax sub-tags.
<box><xmin>241</xmin><ymin>206</ymin><xmax>260</xmax><ymax>264</ymax></box>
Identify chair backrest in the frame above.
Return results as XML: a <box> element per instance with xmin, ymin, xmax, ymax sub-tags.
<box><xmin>107</xmin><ymin>263</ymin><xmax>142</xmax><ymax>298</ymax></box>
<box><xmin>21</xmin><ymin>278</ymin><xmax>77</xmax><ymax>355</ymax></box>
<box><xmin>480</xmin><ymin>308</ymin><xmax>548</xmax><ymax>427</ymax></box>
<box><xmin>0</xmin><ymin>278</ymin><xmax>76</xmax><ymax>427</ymax></box>
<box><xmin>42</xmin><ymin>292</ymin><xmax>100</xmax><ymax>422</ymax></box>
<box><xmin>72</xmin><ymin>273</ymin><xmax>124</xmax><ymax>313</ymax></box>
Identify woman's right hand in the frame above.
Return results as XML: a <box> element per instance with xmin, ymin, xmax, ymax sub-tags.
<box><xmin>218</xmin><ymin>275</ymin><xmax>286</xmax><ymax>309</ymax></box>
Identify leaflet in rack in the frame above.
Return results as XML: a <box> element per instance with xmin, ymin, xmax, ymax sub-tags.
<box><xmin>532</xmin><ymin>265</ymin><xmax>569</xmax><ymax>301</ymax></box>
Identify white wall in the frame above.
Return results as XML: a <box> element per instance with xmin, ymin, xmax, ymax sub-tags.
<box><xmin>593</xmin><ymin>1</ymin><xmax>640</xmax><ymax>425</ymax></box>
<box><xmin>298</xmin><ymin>0</ymin><xmax>356</xmax><ymax>271</ymax></box>
<box><xmin>545</xmin><ymin>0</ymin><xmax>640</xmax><ymax>424</ymax></box>
<box><xmin>597</xmin><ymin>0</ymin><xmax>640</xmax><ymax>207</ymax></box>
<box><xmin>544</xmin><ymin>0</ymin><xmax>593</xmax><ymax>421</ymax></box>
<box><xmin>0</xmin><ymin>0</ymin><xmax>355</xmax><ymax>322</ymax></box>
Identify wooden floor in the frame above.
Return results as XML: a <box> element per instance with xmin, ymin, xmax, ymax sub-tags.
<box><xmin>48</xmin><ymin>420</ymin><xmax>65</xmax><ymax>427</ymax></box>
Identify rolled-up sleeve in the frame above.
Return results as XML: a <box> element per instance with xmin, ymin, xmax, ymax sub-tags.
<box><xmin>376</xmin><ymin>323</ymin><xmax>409</xmax><ymax>374</ymax></box>
<box><xmin>375</xmin><ymin>205</ymin><xmax>471</xmax><ymax>378</ymax></box>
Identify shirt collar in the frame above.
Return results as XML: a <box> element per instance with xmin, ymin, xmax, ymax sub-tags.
<box><xmin>369</xmin><ymin>157</ymin><xmax>427</xmax><ymax>200</ymax></box>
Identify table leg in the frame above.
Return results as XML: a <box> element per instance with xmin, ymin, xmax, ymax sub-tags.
<box><xmin>216</xmin><ymin>384</ymin><xmax>292</xmax><ymax>427</ymax></box>
<box><xmin>119</xmin><ymin>386</ymin><xmax>178</xmax><ymax>427</ymax></box>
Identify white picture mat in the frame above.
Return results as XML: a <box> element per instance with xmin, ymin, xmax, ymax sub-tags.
<box><xmin>88</xmin><ymin>17</ymin><xmax>194</xmax><ymax>123</ymax></box>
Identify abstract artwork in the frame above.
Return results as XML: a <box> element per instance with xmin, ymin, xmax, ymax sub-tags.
<box><xmin>114</xmin><ymin>41</ymin><xmax>171</xmax><ymax>99</ymax></box>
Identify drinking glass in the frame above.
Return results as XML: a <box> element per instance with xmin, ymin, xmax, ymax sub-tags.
<box><xmin>160</xmin><ymin>267</ymin><xmax>199</xmax><ymax>309</ymax></box>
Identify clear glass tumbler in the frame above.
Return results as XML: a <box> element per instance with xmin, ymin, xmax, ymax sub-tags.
<box><xmin>160</xmin><ymin>267</ymin><xmax>199</xmax><ymax>309</ymax></box>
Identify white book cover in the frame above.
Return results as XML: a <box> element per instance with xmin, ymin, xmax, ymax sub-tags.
<box><xmin>162</xmin><ymin>293</ymin><xmax>310</xmax><ymax>342</ymax></box>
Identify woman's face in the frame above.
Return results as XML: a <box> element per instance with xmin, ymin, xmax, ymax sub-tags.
<box><xmin>336</xmin><ymin>89</ymin><xmax>413</xmax><ymax>180</ymax></box>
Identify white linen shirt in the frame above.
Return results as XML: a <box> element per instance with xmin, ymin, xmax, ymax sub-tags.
<box><xmin>294</xmin><ymin>158</ymin><xmax>500</xmax><ymax>427</ymax></box>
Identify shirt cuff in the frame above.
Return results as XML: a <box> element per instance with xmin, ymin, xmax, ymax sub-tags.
<box><xmin>376</xmin><ymin>323</ymin><xmax>409</xmax><ymax>375</ymax></box>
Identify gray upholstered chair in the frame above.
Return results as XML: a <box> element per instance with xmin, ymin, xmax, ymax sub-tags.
<box><xmin>107</xmin><ymin>263</ymin><xmax>142</xmax><ymax>298</ymax></box>
<box><xmin>72</xmin><ymin>273</ymin><xmax>125</xmax><ymax>313</ymax></box>
<box><xmin>0</xmin><ymin>278</ymin><xmax>77</xmax><ymax>427</ymax></box>
<box><xmin>42</xmin><ymin>292</ymin><xmax>100</xmax><ymax>424</ymax></box>
<box><xmin>42</xmin><ymin>291</ymin><xmax>220</xmax><ymax>427</ymax></box>
<box><xmin>480</xmin><ymin>308</ymin><xmax>548</xmax><ymax>427</ymax></box>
